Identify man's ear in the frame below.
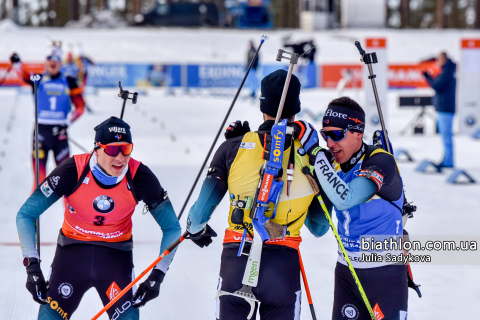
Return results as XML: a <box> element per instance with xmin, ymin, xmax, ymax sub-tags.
<box><xmin>354</xmin><ymin>132</ymin><xmax>363</xmax><ymax>141</ymax></box>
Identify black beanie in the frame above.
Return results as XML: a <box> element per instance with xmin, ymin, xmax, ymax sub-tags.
<box><xmin>260</xmin><ymin>69</ymin><xmax>301</xmax><ymax>119</ymax></box>
<box><xmin>94</xmin><ymin>116</ymin><xmax>132</xmax><ymax>147</ymax></box>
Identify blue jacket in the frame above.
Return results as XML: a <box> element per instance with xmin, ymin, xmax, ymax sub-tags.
<box><xmin>425</xmin><ymin>59</ymin><xmax>456</xmax><ymax>113</ymax></box>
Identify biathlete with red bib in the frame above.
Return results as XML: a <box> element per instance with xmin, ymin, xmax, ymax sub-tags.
<box><xmin>16</xmin><ymin>116</ymin><xmax>181</xmax><ymax>320</ymax></box>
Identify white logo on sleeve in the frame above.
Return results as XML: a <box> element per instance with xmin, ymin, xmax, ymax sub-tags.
<box><xmin>40</xmin><ymin>181</ymin><xmax>54</xmax><ymax>198</ymax></box>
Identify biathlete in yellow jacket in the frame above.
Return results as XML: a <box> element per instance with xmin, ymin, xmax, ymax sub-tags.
<box><xmin>185</xmin><ymin>69</ymin><xmax>333</xmax><ymax>320</ymax></box>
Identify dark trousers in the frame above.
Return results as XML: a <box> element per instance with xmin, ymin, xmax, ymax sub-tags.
<box><xmin>38</xmin><ymin>244</ymin><xmax>139</xmax><ymax>320</ymax></box>
<box><xmin>32</xmin><ymin>124</ymin><xmax>70</xmax><ymax>190</ymax></box>
<box><xmin>333</xmin><ymin>262</ymin><xmax>408</xmax><ymax>320</ymax></box>
<box><xmin>217</xmin><ymin>243</ymin><xmax>302</xmax><ymax>320</ymax></box>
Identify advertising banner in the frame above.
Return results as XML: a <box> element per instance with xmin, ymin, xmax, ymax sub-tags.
<box><xmin>458</xmin><ymin>39</ymin><xmax>480</xmax><ymax>135</ymax></box>
<box><xmin>0</xmin><ymin>63</ymin><xmax>44</xmax><ymax>86</ymax></box>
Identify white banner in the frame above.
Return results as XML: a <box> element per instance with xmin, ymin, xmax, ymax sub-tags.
<box><xmin>458</xmin><ymin>39</ymin><xmax>480</xmax><ymax>135</ymax></box>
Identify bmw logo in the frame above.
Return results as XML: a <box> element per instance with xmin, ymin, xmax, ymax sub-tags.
<box><xmin>466</xmin><ymin>116</ymin><xmax>476</xmax><ymax>126</ymax></box>
<box><xmin>93</xmin><ymin>195</ymin><xmax>115</xmax><ymax>214</ymax></box>
<box><xmin>297</xmin><ymin>147</ymin><xmax>306</xmax><ymax>156</ymax></box>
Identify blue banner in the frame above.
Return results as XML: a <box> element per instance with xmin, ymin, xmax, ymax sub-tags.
<box><xmin>85</xmin><ymin>63</ymin><xmax>317</xmax><ymax>89</ymax></box>
<box><xmin>187</xmin><ymin>64</ymin><xmax>245</xmax><ymax>88</ymax></box>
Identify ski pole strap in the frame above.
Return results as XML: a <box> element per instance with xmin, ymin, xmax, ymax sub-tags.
<box><xmin>90</xmin><ymin>231</ymin><xmax>188</xmax><ymax>320</ymax></box>
<box><xmin>316</xmin><ymin>193</ymin><xmax>377</xmax><ymax>320</ymax></box>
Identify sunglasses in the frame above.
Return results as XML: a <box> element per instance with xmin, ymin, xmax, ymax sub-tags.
<box><xmin>47</xmin><ymin>55</ymin><xmax>61</xmax><ymax>62</ymax></box>
<box><xmin>97</xmin><ymin>143</ymin><xmax>133</xmax><ymax>157</ymax></box>
<box><xmin>320</xmin><ymin>127</ymin><xmax>353</xmax><ymax>142</ymax></box>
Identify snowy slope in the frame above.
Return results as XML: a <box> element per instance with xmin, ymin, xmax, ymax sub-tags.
<box><xmin>1</xmin><ymin>24</ymin><xmax>480</xmax><ymax>64</ymax></box>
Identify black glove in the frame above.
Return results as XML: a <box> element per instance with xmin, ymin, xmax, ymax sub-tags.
<box><xmin>10</xmin><ymin>53</ymin><xmax>21</xmax><ymax>63</ymax></box>
<box><xmin>291</xmin><ymin>120</ymin><xmax>322</xmax><ymax>165</ymax></box>
<box><xmin>25</xmin><ymin>258</ymin><xmax>49</xmax><ymax>305</ymax></box>
<box><xmin>422</xmin><ymin>71</ymin><xmax>430</xmax><ymax>78</ymax></box>
<box><xmin>132</xmin><ymin>268</ymin><xmax>165</xmax><ymax>308</ymax></box>
<box><xmin>186</xmin><ymin>224</ymin><xmax>217</xmax><ymax>248</ymax></box>
<box><xmin>225</xmin><ymin>120</ymin><xmax>250</xmax><ymax>140</ymax></box>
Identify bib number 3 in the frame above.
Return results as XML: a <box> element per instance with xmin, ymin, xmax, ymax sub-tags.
<box><xmin>94</xmin><ymin>216</ymin><xmax>106</xmax><ymax>226</ymax></box>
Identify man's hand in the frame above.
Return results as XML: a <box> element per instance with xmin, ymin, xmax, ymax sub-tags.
<box><xmin>291</xmin><ymin>120</ymin><xmax>323</xmax><ymax>163</ymax></box>
<box><xmin>132</xmin><ymin>269</ymin><xmax>165</xmax><ymax>308</ymax></box>
<box><xmin>10</xmin><ymin>53</ymin><xmax>21</xmax><ymax>64</ymax></box>
<box><xmin>225</xmin><ymin>120</ymin><xmax>250</xmax><ymax>140</ymax></box>
<box><xmin>25</xmin><ymin>259</ymin><xmax>49</xmax><ymax>305</ymax></box>
<box><xmin>186</xmin><ymin>224</ymin><xmax>217</xmax><ymax>248</ymax></box>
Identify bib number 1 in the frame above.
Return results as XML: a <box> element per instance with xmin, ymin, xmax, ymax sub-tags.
<box><xmin>49</xmin><ymin>96</ymin><xmax>57</xmax><ymax>110</ymax></box>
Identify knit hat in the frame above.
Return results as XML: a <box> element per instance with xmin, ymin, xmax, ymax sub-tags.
<box><xmin>94</xmin><ymin>116</ymin><xmax>132</xmax><ymax>148</ymax></box>
<box><xmin>260</xmin><ymin>69</ymin><xmax>301</xmax><ymax>119</ymax></box>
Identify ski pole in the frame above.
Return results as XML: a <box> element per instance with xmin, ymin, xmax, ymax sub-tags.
<box><xmin>354</xmin><ymin>41</ymin><xmax>391</xmax><ymax>154</ymax></box>
<box><xmin>176</xmin><ymin>34</ymin><xmax>269</xmax><ymax>220</ymax></box>
<box><xmin>299</xmin><ymin>251</ymin><xmax>317</xmax><ymax>320</ymax></box>
<box><xmin>31</xmin><ymin>74</ymin><xmax>41</xmax><ymax>257</ymax></box>
<box><xmin>91</xmin><ymin>231</ymin><xmax>188</xmax><ymax>320</ymax></box>
<box><xmin>0</xmin><ymin>63</ymin><xmax>13</xmax><ymax>87</ymax></box>
<box><xmin>68</xmin><ymin>137</ymin><xmax>89</xmax><ymax>153</ymax></box>
<box><xmin>302</xmin><ymin>172</ymin><xmax>377</xmax><ymax>320</ymax></box>
<box><xmin>117</xmin><ymin>81</ymin><xmax>138</xmax><ymax>120</ymax></box>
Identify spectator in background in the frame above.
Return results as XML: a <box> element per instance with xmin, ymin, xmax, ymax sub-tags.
<box><xmin>246</xmin><ymin>40</ymin><xmax>259</xmax><ymax>98</ymax></box>
<box><xmin>423</xmin><ymin>52</ymin><xmax>456</xmax><ymax>168</ymax></box>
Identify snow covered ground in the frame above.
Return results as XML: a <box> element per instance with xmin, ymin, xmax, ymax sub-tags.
<box><xmin>0</xmin><ymin>26</ymin><xmax>479</xmax><ymax>320</ymax></box>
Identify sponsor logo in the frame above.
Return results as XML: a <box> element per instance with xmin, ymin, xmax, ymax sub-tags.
<box><xmin>373</xmin><ymin>303</ymin><xmax>385</xmax><ymax>320</ymax></box>
<box><xmin>109</xmin><ymin>127</ymin><xmax>127</xmax><ymax>134</ymax></box>
<box><xmin>107</xmin><ymin>281</ymin><xmax>121</xmax><ymax>301</ymax></box>
<box><xmin>82</xmin><ymin>177</ymin><xmax>90</xmax><ymax>184</ymax></box>
<box><xmin>68</xmin><ymin>205</ymin><xmax>76</xmax><ymax>214</ymax></box>
<box><xmin>272</xmin><ymin>129</ymin><xmax>284</xmax><ymax>163</ymax></box>
<box><xmin>348</xmin><ymin>117</ymin><xmax>363</xmax><ymax>124</ymax></box>
<box><xmin>258</xmin><ymin>173</ymin><xmax>273</xmax><ymax>202</ymax></box>
<box><xmin>325</xmin><ymin>109</ymin><xmax>348</xmax><ymax>119</ymax></box>
<box><xmin>43</xmin><ymin>82</ymin><xmax>65</xmax><ymax>91</ymax></box>
<box><xmin>115</xmin><ymin>134</ymin><xmax>122</xmax><ymax>141</ymax></box>
<box><xmin>58</xmin><ymin>283</ymin><xmax>73</xmax><ymax>299</ymax></box>
<box><xmin>341</xmin><ymin>303</ymin><xmax>359</xmax><ymax>319</ymax></box>
<box><xmin>46</xmin><ymin>297</ymin><xmax>69</xmax><ymax>320</ymax></box>
<box><xmin>92</xmin><ymin>195</ymin><xmax>115</xmax><ymax>214</ymax></box>
<box><xmin>247</xmin><ymin>259</ymin><xmax>259</xmax><ymax>284</ymax></box>
<box><xmin>49</xmin><ymin>176</ymin><xmax>60</xmax><ymax>188</ymax></box>
<box><xmin>112</xmin><ymin>301</ymin><xmax>132</xmax><ymax>320</ymax></box>
<box><xmin>40</xmin><ymin>181</ymin><xmax>54</xmax><ymax>198</ymax></box>
<box><xmin>240</xmin><ymin>142</ymin><xmax>256</xmax><ymax>149</ymax></box>
<box><xmin>149</xmin><ymin>281</ymin><xmax>156</xmax><ymax>287</ymax></box>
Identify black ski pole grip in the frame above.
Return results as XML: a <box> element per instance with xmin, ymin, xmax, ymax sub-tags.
<box><xmin>355</xmin><ymin>41</ymin><xmax>365</xmax><ymax>56</ymax></box>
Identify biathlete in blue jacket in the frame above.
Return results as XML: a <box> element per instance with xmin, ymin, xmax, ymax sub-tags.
<box><xmin>299</xmin><ymin>96</ymin><xmax>408</xmax><ymax>320</ymax></box>
<box><xmin>10</xmin><ymin>45</ymin><xmax>85</xmax><ymax>190</ymax></box>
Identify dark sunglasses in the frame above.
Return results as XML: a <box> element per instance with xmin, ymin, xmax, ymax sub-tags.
<box><xmin>320</xmin><ymin>127</ymin><xmax>353</xmax><ymax>142</ymax></box>
<box><xmin>97</xmin><ymin>143</ymin><xmax>133</xmax><ymax>157</ymax></box>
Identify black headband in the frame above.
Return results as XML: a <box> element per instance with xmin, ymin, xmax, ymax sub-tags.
<box><xmin>322</xmin><ymin>105</ymin><xmax>365</xmax><ymax>133</ymax></box>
